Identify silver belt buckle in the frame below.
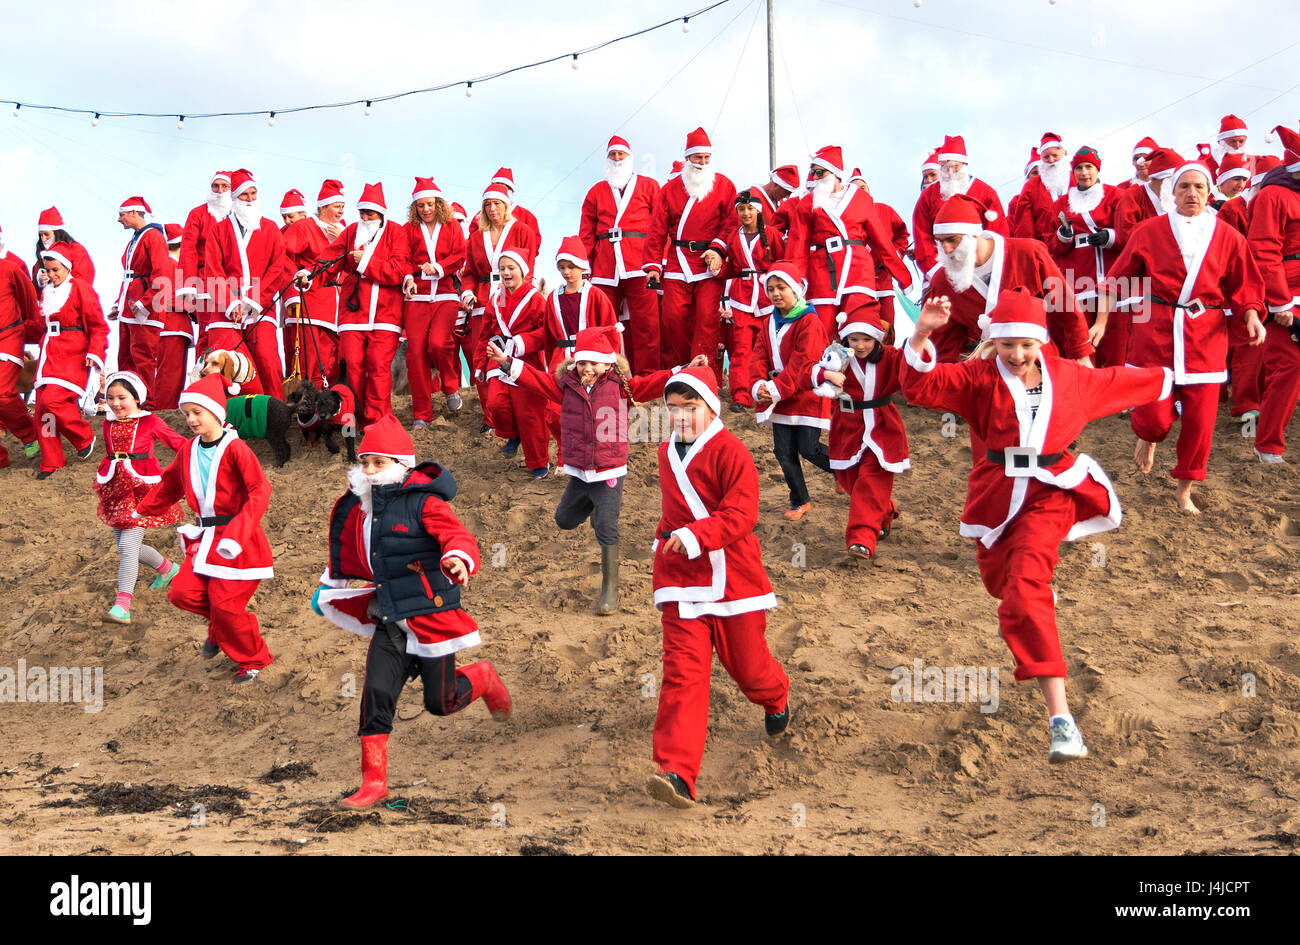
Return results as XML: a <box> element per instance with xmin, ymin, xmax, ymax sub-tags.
<box><xmin>46</xmin><ymin>321</ymin><xmax>61</xmax><ymax>337</ymax></box>
<box><xmin>607</xmin><ymin>227</ymin><xmax>623</xmax><ymax>243</ymax></box>
<box><xmin>1003</xmin><ymin>446</ymin><xmax>1038</xmax><ymax>477</ymax></box>
<box><xmin>824</xmin><ymin>236</ymin><xmax>844</xmax><ymax>253</ymax></box>
<box><xmin>1184</xmin><ymin>299</ymin><xmax>1206</xmax><ymax>317</ymax></box>
<box><xmin>490</xmin><ymin>272</ymin><xmax>502</xmax><ymax>284</ymax></box>
<box><xmin>838</xmin><ymin>393</ymin><xmax>856</xmax><ymax>413</ymax></box>
<box><xmin>1074</xmin><ymin>234</ymin><xmax>1091</xmax><ymax>249</ymax></box>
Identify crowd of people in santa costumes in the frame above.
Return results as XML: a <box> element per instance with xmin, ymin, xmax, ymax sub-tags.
<box><xmin>5</xmin><ymin>108</ymin><xmax>1300</xmax><ymax>808</ymax></box>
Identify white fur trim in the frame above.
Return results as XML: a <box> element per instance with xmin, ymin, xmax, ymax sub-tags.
<box><xmin>356</xmin><ymin>201</ymin><xmax>385</xmax><ymax>213</ymax></box>
<box><xmin>1158</xmin><ymin>367</ymin><xmax>1174</xmax><ymax>402</ymax></box>
<box><xmin>839</xmin><ymin>322</ymin><xmax>884</xmax><ymax>342</ymax></box>
<box><xmin>40</xmin><ymin>249</ymin><xmax>73</xmax><ymax>270</ymax></box>
<box><xmin>932</xmin><ymin>221</ymin><xmax>982</xmax><ymax>236</ymax></box>
<box><xmin>683</xmin><ymin>145</ymin><xmax>712</xmax><ymax>157</ymax></box>
<box><xmin>179</xmin><ymin>391</ymin><xmax>227</xmax><ymax>423</ymax></box>
<box><xmin>669</xmin><ymin>373</ymin><xmax>721</xmax><ymax>414</ymax></box>
<box><xmin>936</xmin><ymin>152</ymin><xmax>967</xmax><ymax>163</ymax></box>
<box><xmin>572</xmin><ymin>349</ymin><xmax>617</xmax><ymax>364</ymax></box>
<box><xmin>988</xmin><ymin>322</ymin><xmax>1049</xmax><ymax>343</ymax></box>
<box><xmin>216</xmin><ymin>538</ymin><xmax>242</xmax><ymax>559</ymax></box>
<box><xmin>671</xmin><ymin>526</ymin><xmax>703</xmax><ymax>560</ymax></box>
<box><xmin>440</xmin><ymin>549</ymin><xmax>477</xmax><ymax>576</ymax></box>
<box><xmin>903</xmin><ymin>337</ymin><xmax>938</xmax><ymax>373</ymax></box>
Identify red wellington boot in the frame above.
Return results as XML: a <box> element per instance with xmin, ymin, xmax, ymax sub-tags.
<box><xmin>462</xmin><ymin>660</ymin><xmax>511</xmax><ymax>721</ymax></box>
<box><xmin>340</xmin><ymin>734</ymin><xmax>390</xmax><ymax>809</ymax></box>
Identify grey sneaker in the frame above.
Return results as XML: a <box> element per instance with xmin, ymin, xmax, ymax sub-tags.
<box><xmin>1048</xmin><ymin>718</ymin><xmax>1088</xmax><ymax>763</ymax></box>
<box><xmin>446</xmin><ymin>392</ymin><xmax>463</xmax><ymax>411</ymax></box>
<box><xmin>1255</xmin><ymin>448</ymin><xmax>1286</xmax><ymax>465</ymax></box>
<box><xmin>411</xmin><ymin>419</ymin><xmax>429</xmax><ymax>431</ymax></box>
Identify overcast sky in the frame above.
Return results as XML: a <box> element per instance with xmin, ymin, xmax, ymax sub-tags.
<box><xmin>2</xmin><ymin>0</ymin><xmax>1297</xmax><ymax>305</ymax></box>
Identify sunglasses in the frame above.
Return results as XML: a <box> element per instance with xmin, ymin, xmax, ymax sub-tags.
<box><xmin>808</xmin><ymin>167</ymin><xmax>829</xmax><ymax>179</ymax></box>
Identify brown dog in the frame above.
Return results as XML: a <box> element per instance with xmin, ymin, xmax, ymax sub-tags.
<box><xmin>197</xmin><ymin>348</ymin><xmax>257</xmax><ymax>394</ymax></box>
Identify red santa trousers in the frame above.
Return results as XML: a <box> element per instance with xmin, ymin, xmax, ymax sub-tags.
<box><xmin>33</xmin><ymin>386</ymin><xmax>93</xmax><ymax>473</ymax></box>
<box><xmin>811</xmin><ymin>303</ymin><xmax>841</xmax><ymax>339</ymax></box>
<box><xmin>652</xmin><ymin>602</ymin><xmax>789</xmax><ymax>797</ymax></box>
<box><xmin>722</xmin><ymin>311</ymin><xmax>760</xmax><ymax>407</ymax></box>
<box><xmin>118</xmin><ymin>322</ymin><xmax>160</xmax><ymax>393</ymax></box>
<box><xmin>404</xmin><ymin>300</ymin><xmax>461</xmax><ymax>420</ymax></box>
<box><xmin>282</xmin><ymin>322</ymin><xmax>338</xmax><ymax>388</ymax></box>
<box><xmin>597</xmin><ymin>281</ymin><xmax>661</xmax><ymax>375</ymax></box>
<box><xmin>1227</xmin><ymin>333</ymin><xmax>1265</xmax><ymax>417</ymax></box>
<box><xmin>660</xmin><ymin>279</ymin><xmax>723</xmax><ymax>384</ymax></box>
<box><xmin>0</xmin><ymin>359</ymin><xmax>36</xmax><ymax>445</ymax></box>
<box><xmin>834</xmin><ymin>453</ymin><xmax>899</xmax><ymax>553</ymax></box>
<box><xmin>464</xmin><ymin>316</ymin><xmax>491</xmax><ymax>428</ymax></box>
<box><xmin>1257</xmin><ymin>321</ymin><xmax>1300</xmax><ymax>456</ymax></box>
<box><xmin>338</xmin><ymin>329</ymin><xmax>401</xmax><ymax>426</ymax></box>
<box><xmin>1084</xmin><ymin>300</ymin><xmax>1129</xmax><ymax>369</ymax></box>
<box><xmin>1129</xmin><ymin>381</ymin><xmax>1218</xmax><ymax>481</ymax></box>
<box><xmin>205</xmin><ymin>324</ymin><xmax>280</xmax><ymax>397</ymax></box>
<box><xmin>974</xmin><ymin>484</ymin><xmax>1073</xmax><ymax>681</ymax></box>
<box><xmin>152</xmin><ymin>336</ymin><xmax>190</xmax><ymax>411</ymax></box>
<box><xmin>487</xmin><ymin>378</ymin><xmax>549</xmax><ymax>469</ymax></box>
<box><xmin>168</xmin><ymin>560</ymin><xmax>273</xmax><ymax>670</ymax></box>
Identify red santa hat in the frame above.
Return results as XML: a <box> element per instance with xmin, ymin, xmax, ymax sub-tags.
<box><xmin>229</xmin><ymin>169</ymin><xmax>256</xmax><ymax>198</ymax></box>
<box><xmin>317</xmin><ymin>179</ymin><xmax>345</xmax><ymax>207</ymax></box>
<box><xmin>921</xmin><ymin>150</ymin><xmax>941</xmax><ymax>173</ymax></box>
<box><xmin>481</xmin><ymin>182</ymin><xmax>512</xmax><ymax>206</ymax></box>
<box><xmin>1217</xmin><ymin>114</ymin><xmax>1248</xmax><ymax>142</ymax></box>
<box><xmin>771</xmin><ymin>164</ymin><xmax>800</xmax><ymax>193</ymax></box>
<box><xmin>357</xmin><ymin>182</ymin><xmax>386</xmax><ymax>214</ymax></box>
<box><xmin>164</xmin><ymin>223</ymin><xmax>184</xmax><ymax>247</ymax></box>
<box><xmin>280</xmin><ymin>189</ymin><xmax>307</xmax><ymax>215</ymax></box>
<box><xmin>1143</xmin><ymin>147</ymin><xmax>1184</xmax><ymax>180</ymax></box>
<box><xmin>666</xmin><ymin>364</ymin><xmax>720</xmax><ymax>415</ymax></box>
<box><xmin>451</xmin><ymin>202</ymin><xmax>467</xmax><ymax>222</ymax></box>
<box><xmin>837</xmin><ymin>302</ymin><xmax>886</xmax><ymax>343</ymax></box>
<box><xmin>572</xmin><ymin>324</ymin><xmax>620</xmax><ymax>364</ymax></box>
<box><xmin>683</xmin><ymin>127</ymin><xmax>712</xmax><ymax>157</ymax></box>
<box><xmin>810</xmin><ymin>145</ymin><xmax>845</xmax><ymax>179</ymax></box>
<box><xmin>848</xmin><ymin>168</ymin><xmax>867</xmax><ymax>186</ymax></box>
<box><xmin>1071</xmin><ymin>146</ymin><xmax>1102</xmax><ymax>170</ymax></box>
<box><xmin>1024</xmin><ymin>148</ymin><xmax>1040</xmax><ymax>178</ymax></box>
<box><xmin>104</xmin><ymin>370</ymin><xmax>149</xmax><ymax>406</ymax></box>
<box><xmin>119</xmin><ymin>196</ymin><xmax>152</xmax><ymax>215</ymax></box>
<box><xmin>933</xmin><ymin>193</ymin><xmax>992</xmax><ymax>235</ymax></box>
<box><xmin>499</xmin><ymin>248</ymin><xmax>530</xmax><ymax>277</ymax></box>
<box><xmin>179</xmin><ymin>373</ymin><xmax>236</xmax><ymax>422</ymax></box>
<box><xmin>1273</xmin><ymin>125</ymin><xmax>1300</xmax><ymax>172</ymax></box>
<box><xmin>490</xmin><ymin>167</ymin><xmax>516</xmax><ymax>192</ymax></box>
<box><xmin>1170</xmin><ymin>160</ymin><xmax>1213</xmax><ymax>192</ymax></box>
<box><xmin>669</xmin><ymin>160</ymin><xmax>684</xmax><ymax>179</ymax></box>
<box><xmin>1038</xmin><ymin>131</ymin><xmax>1064</xmax><ymax>153</ymax></box>
<box><xmin>977</xmin><ymin>288</ymin><xmax>1049</xmax><ymax>345</ymax></box>
<box><xmin>1131</xmin><ymin>137</ymin><xmax>1158</xmax><ymax>160</ymax></box>
<box><xmin>40</xmin><ymin>241</ymin><xmax>75</xmax><ymax>271</ymax></box>
<box><xmin>357</xmin><ymin>413</ymin><xmax>416</xmax><ymax>467</ymax></box>
<box><xmin>765</xmin><ymin>260</ymin><xmax>807</xmax><ymax>297</ymax></box>
<box><xmin>1251</xmin><ymin>155</ymin><xmax>1282</xmax><ymax>187</ymax></box>
<box><xmin>936</xmin><ymin>135</ymin><xmax>968</xmax><ymax>164</ymax></box>
<box><xmin>1216</xmin><ymin>153</ymin><xmax>1251</xmax><ymax>186</ymax></box>
<box><xmin>606</xmin><ymin>135</ymin><xmax>632</xmax><ymax>156</ymax></box>
<box><xmin>212</xmin><ymin>170</ymin><xmax>231</xmax><ymax>185</ymax></box>
<box><xmin>555</xmin><ymin>235</ymin><xmax>590</xmax><ymax>272</ymax></box>
<box><xmin>411</xmin><ymin>177</ymin><xmax>442</xmax><ymax>201</ymax></box>
<box><xmin>37</xmin><ymin>206</ymin><xmax>64</xmax><ymax>233</ymax></box>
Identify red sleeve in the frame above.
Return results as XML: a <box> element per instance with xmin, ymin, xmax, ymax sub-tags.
<box><xmin>437</xmin><ymin>223</ymin><xmax>466</xmax><ymax>279</ymax></box>
<box><xmin>1247</xmin><ymin>188</ymin><xmax>1296</xmax><ymax>311</ymax></box>
<box><xmin>897</xmin><ymin>341</ymin><xmax>985</xmax><ymax>417</ymax></box>
<box><xmin>677</xmin><ymin>438</ymin><xmax>760</xmax><ymax>554</ymax></box>
<box><xmin>772</xmin><ymin>315</ymin><xmax>829</xmax><ymax>402</ymax></box>
<box><xmin>136</xmin><ymin>450</ymin><xmax>187</xmax><ymax>518</ymax></box>
<box><xmin>138</xmin><ymin>229</ymin><xmax>172</xmax><ymax>316</ymax></box>
<box><xmin>579</xmin><ymin>187</ymin><xmax>599</xmax><ymax>258</ymax></box>
<box><xmin>508</xmin><ymin>357</ymin><xmax>564</xmax><ymax>405</ymax></box>
<box><xmin>642</xmin><ymin>188</ymin><xmax>669</xmax><ymax>274</ymax></box>
<box><xmin>628</xmin><ymin>367</ymin><xmax>676</xmax><ymax>402</ymax></box>
<box><xmin>1072</xmin><ymin>362</ymin><xmax>1172</xmax><ymax>420</ymax></box>
<box><xmin>179</xmin><ymin>208</ymin><xmax>203</xmax><ymax>292</ymax></box>
<box><xmin>912</xmin><ymin>189</ymin><xmax>938</xmax><ymax>276</ymax></box>
<box><xmin>1219</xmin><ymin>227</ymin><xmax>1266</xmax><ymax>317</ymax></box>
<box><xmin>202</xmin><ymin>223</ymin><xmax>230</xmax><ymax>312</ymax></box>
<box><xmin>79</xmin><ymin>280</ymin><xmax>110</xmax><ymax>369</ymax></box>
<box><xmin>1034</xmin><ymin>244</ymin><xmax>1093</xmax><ymax>359</ymax></box>
<box><xmin>148</xmin><ymin>413</ymin><xmax>190</xmax><ymax>454</ymax></box>
<box><xmin>9</xmin><ymin>264</ymin><xmax>38</xmax><ymax>328</ymax></box>
<box><xmin>421</xmin><ymin>496</ymin><xmax>481</xmax><ymax>580</ymax></box>
<box><xmin>749</xmin><ymin>324</ymin><xmax>775</xmax><ymax>394</ymax></box>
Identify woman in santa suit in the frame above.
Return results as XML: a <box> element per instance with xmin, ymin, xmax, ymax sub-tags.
<box><xmin>401</xmin><ymin>177</ymin><xmax>467</xmax><ymax>426</ymax></box>
<box><xmin>32</xmin><ymin>206</ymin><xmax>95</xmax><ymax>290</ymax></box>
<box><xmin>30</xmin><ymin>243</ymin><xmax>109</xmax><ymax>479</ymax></box>
<box><xmin>282</xmin><ymin>180</ymin><xmax>346</xmax><ymax>388</ymax></box>
<box><xmin>901</xmin><ymin>288</ymin><xmax>1172</xmax><ymax>763</ymax></box>
<box><xmin>1047</xmin><ymin>147</ymin><xmax>1126</xmax><ymax>366</ymax></box>
<box><xmin>460</xmin><ymin>182</ymin><xmax>539</xmax><ymax>428</ymax></box>
<box><xmin>1099</xmin><ymin>161</ymin><xmax>1266</xmax><ymax>514</ymax></box>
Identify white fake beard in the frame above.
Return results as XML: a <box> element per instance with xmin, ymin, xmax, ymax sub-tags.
<box><xmin>811</xmin><ymin>175</ymin><xmax>840</xmax><ymax>210</ymax></box>
<box><xmin>347</xmin><ymin>462</ymin><xmax>409</xmax><ymax>515</ymax></box>
<box><xmin>1212</xmin><ymin>140</ymin><xmax>1246</xmax><ymax>165</ymax></box>
<box><xmin>605</xmin><ymin>157</ymin><xmax>634</xmax><ymax>190</ymax></box>
<box><xmin>207</xmin><ymin>191</ymin><xmax>232</xmax><ymax>220</ymax></box>
<box><xmin>354</xmin><ymin>218</ymin><xmax>381</xmax><ymax>249</ymax></box>
<box><xmin>681</xmin><ymin>161</ymin><xmax>716</xmax><ymax>200</ymax></box>
<box><xmin>40</xmin><ymin>236</ymin><xmax>53</xmax><ymax>249</ymax></box>
<box><xmin>1068</xmin><ymin>183</ymin><xmax>1104</xmax><ymax>215</ymax></box>
<box><xmin>232</xmin><ymin>199</ymin><xmax>261</xmax><ymax>231</ymax></box>
<box><xmin>1157</xmin><ymin>180</ymin><xmax>1177</xmax><ymax>215</ymax></box>
<box><xmin>939</xmin><ymin>235</ymin><xmax>977</xmax><ymax>293</ymax></box>
<box><xmin>938</xmin><ymin>164</ymin><xmax>971</xmax><ymax>199</ymax></box>
<box><xmin>1039</xmin><ymin>159</ymin><xmax>1071</xmax><ymax>198</ymax></box>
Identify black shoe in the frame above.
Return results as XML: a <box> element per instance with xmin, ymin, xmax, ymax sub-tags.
<box><xmin>201</xmin><ymin>640</ymin><xmax>221</xmax><ymax>659</ymax></box>
<box><xmin>76</xmin><ymin>437</ymin><xmax>96</xmax><ymax>460</ymax></box>
<box><xmin>646</xmin><ymin>771</ymin><xmax>694</xmax><ymax>808</ymax></box>
<box><xmin>729</xmin><ymin>402</ymin><xmax>750</xmax><ymax>413</ymax></box>
<box><xmin>35</xmin><ymin>470</ymin><xmax>55</xmax><ymax>480</ymax></box>
<box><xmin>232</xmin><ymin>667</ymin><xmax>260</xmax><ymax>684</ymax></box>
<box><xmin>765</xmin><ymin>705</ymin><xmax>790</xmax><ymax>736</ymax></box>
<box><xmin>500</xmin><ymin>437</ymin><xmax>520</xmax><ymax>456</ymax></box>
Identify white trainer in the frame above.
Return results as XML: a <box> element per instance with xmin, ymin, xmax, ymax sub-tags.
<box><xmin>1048</xmin><ymin>718</ymin><xmax>1089</xmax><ymax>763</ymax></box>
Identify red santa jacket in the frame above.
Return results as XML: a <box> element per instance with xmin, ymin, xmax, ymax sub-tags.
<box><xmin>1012</xmin><ymin>175</ymin><xmax>1068</xmax><ymax>243</ymax></box>
<box><xmin>749</xmin><ymin>303</ymin><xmax>831</xmax><ymax>429</ymax></box>
<box><xmin>317</xmin><ymin>464</ymin><xmax>481</xmax><ymax>658</ymax></box>
<box><xmin>158</xmin><ymin>257</ymin><xmax>195</xmax><ymax>339</ymax></box>
<box><xmin>404</xmin><ymin>218</ymin><xmax>467</xmax><ymax>304</ymax></box>
<box><xmin>34</xmin><ymin>276</ymin><xmax>109</xmax><ymax>397</ymax></box>
<box><xmin>1108</xmin><ymin>213</ymin><xmax>1265</xmax><ymax>384</ymax></box>
<box><xmin>135</xmin><ymin>430</ymin><xmax>273</xmax><ymax>580</ymax></box>
<box><xmin>900</xmin><ymin>343</ymin><xmax>1172</xmax><ymax>547</ymax></box>
<box><xmin>757</xmin><ymin>187</ymin><xmax>799</xmax><ymax>238</ymax></box>
<box><xmin>32</xmin><ymin>240</ymin><xmax>95</xmax><ymax>289</ymax></box>
<box><xmin>912</xmin><ymin>177</ymin><xmax>1010</xmax><ymax>276</ymax></box>
<box><xmin>925</xmin><ymin>234</ymin><xmax>1093</xmax><ymax>362</ymax></box>
<box><xmin>874</xmin><ymin>201</ymin><xmax>910</xmax><ymax>301</ymax></box>
<box><xmin>283</xmin><ymin>216</ymin><xmax>344</xmax><ymax>328</ymax></box>
<box><xmin>478</xmin><ymin>282</ymin><xmax>547</xmax><ymax>383</ymax></box>
<box><xmin>1215</xmin><ymin>196</ymin><xmax>1251</xmax><ymax>238</ymax></box>
<box><xmin>203</xmin><ymin>215</ymin><xmax>293</xmax><ymax>332</ymax></box>
<box><xmin>785</xmin><ymin>187</ymin><xmax>911</xmax><ymax>308</ymax></box>
<box><xmin>315</xmin><ymin>220</ymin><xmax>410</xmax><ymax>334</ymax></box>
<box><xmin>720</xmin><ymin>225</ymin><xmax>785</xmax><ymax>314</ymax></box>
<box><xmin>652</xmin><ymin>417</ymin><xmax>777</xmax><ymax>618</ymax></box>
<box><xmin>0</xmin><ymin>257</ymin><xmax>38</xmax><ymax>369</ymax></box>
<box><xmin>1246</xmin><ymin>179</ymin><xmax>1300</xmax><ymax>316</ymax></box>
<box><xmin>115</xmin><ymin>223</ymin><xmax>171</xmax><ymax>329</ymax></box>
<box><xmin>1047</xmin><ymin>184</ymin><xmax>1123</xmax><ymax>302</ymax></box>
<box><xmin>461</xmin><ymin>221</ymin><xmax>539</xmax><ymax>315</ymax></box>
<box><xmin>642</xmin><ymin>173</ymin><xmax>737</xmax><ymax>283</ymax></box>
<box><xmin>580</xmin><ymin>174</ymin><xmax>660</xmax><ymax>285</ymax></box>
<box><xmin>178</xmin><ymin>203</ymin><xmax>226</xmax><ymax>307</ymax></box>
<box><xmin>95</xmin><ymin>411</ymin><xmax>190</xmax><ymax>486</ymax></box>
<box><xmin>813</xmin><ymin>344</ymin><xmax>909</xmax><ymax>473</ymax></box>
<box><xmin>518</xmin><ymin>282</ymin><xmax>618</xmax><ymax>371</ymax></box>
<box><xmin>472</xmin><ymin>204</ymin><xmax>542</xmax><ymax>246</ymax></box>
<box><xmin>1113</xmin><ymin>182</ymin><xmax>1163</xmax><ymax>245</ymax></box>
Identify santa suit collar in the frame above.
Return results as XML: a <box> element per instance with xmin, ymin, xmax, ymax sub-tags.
<box><xmin>1067</xmin><ymin>184</ymin><xmax>1104</xmax><ymax>215</ymax></box>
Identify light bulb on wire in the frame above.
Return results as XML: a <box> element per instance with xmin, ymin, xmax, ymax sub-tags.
<box><xmin>682</xmin><ymin>17</ymin><xmax>690</xmax><ymax>32</ymax></box>
<box><xmin>91</xmin><ymin>112</ymin><xmax>100</xmax><ymax>126</ymax></box>
<box><xmin>267</xmin><ymin>112</ymin><xmax>276</xmax><ymax>127</ymax></box>
<box><xmin>364</xmin><ymin>101</ymin><xmax>372</xmax><ymax>116</ymax></box>
<box><xmin>571</xmin><ymin>54</ymin><xmax>579</xmax><ymax>70</ymax></box>
<box><xmin>465</xmin><ymin>82</ymin><xmax>473</xmax><ymax>98</ymax></box>
<box><xmin>11</xmin><ymin>103</ymin><xmax>19</xmax><ymax>117</ymax></box>
<box><xmin>177</xmin><ymin>115</ymin><xmax>185</xmax><ymax>130</ymax></box>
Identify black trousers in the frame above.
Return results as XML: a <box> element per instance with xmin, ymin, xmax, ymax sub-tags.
<box><xmin>554</xmin><ymin>475</ymin><xmax>624</xmax><ymax>545</ymax></box>
<box><xmin>358</xmin><ymin>626</ymin><xmax>473</xmax><ymax>736</ymax></box>
<box><xmin>772</xmin><ymin>423</ymin><xmax>831</xmax><ymax>508</ymax></box>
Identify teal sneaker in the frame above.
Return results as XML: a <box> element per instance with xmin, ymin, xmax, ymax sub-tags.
<box><xmin>23</xmin><ymin>441</ymin><xmax>40</xmax><ymax>459</ymax></box>
<box><xmin>1048</xmin><ymin>718</ymin><xmax>1088</xmax><ymax>763</ymax></box>
<box><xmin>104</xmin><ymin>604</ymin><xmax>131</xmax><ymax>625</ymax></box>
<box><xmin>149</xmin><ymin>562</ymin><xmax>180</xmax><ymax>592</ymax></box>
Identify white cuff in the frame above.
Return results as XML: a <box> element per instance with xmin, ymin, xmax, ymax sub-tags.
<box><xmin>131</xmin><ymin>300</ymin><xmax>149</xmax><ymax>319</ymax></box>
<box><xmin>318</xmin><ymin>567</ymin><xmax>350</xmax><ymax>589</ymax></box>
<box><xmin>1101</xmin><ymin>228</ymin><xmax>1116</xmax><ymax>249</ymax></box>
<box><xmin>175</xmin><ymin>287</ymin><xmax>197</xmax><ymax>299</ymax></box>
<box><xmin>1267</xmin><ymin>298</ymin><xmax>1300</xmax><ymax>313</ymax></box>
<box><xmin>671</xmin><ymin>526</ymin><xmax>702</xmax><ymax>560</ymax></box>
<box><xmin>1158</xmin><ymin>367</ymin><xmax>1174</xmax><ymax>402</ymax></box>
<box><xmin>87</xmin><ymin>354</ymin><xmax>105</xmax><ymax>370</ymax></box>
<box><xmin>429</xmin><ymin>263</ymin><xmax>444</xmax><ymax>280</ymax></box>
<box><xmin>440</xmin><ymin>549</ymin><xmax>477</xmax><ymax>576</ymax></box>
<box><xmin>460</xmin><ymin>290</ymin><xmax>476</xmax><ymax>306</ymax></box>
<box><xmin>216</xmin><ymin>538</ymin><xmax>242</xmax><ymax>559</ymax></box>
<box><xmin>403</xmin><ymin>275</ymin><xmax>416</xmax><ymax>291</ymax></box>
<box><xmin>763</xmin><ymin>379</ymin><xmax>782</xmax><ymax>406</ymax></box>
<box><xmin>750</xmin><ymin>379</ymin><xmax>765</xmax><ymax>400</ymax></box>
<box><xmin>506</xmin><ymin>357</ymin><xmax>524</xmax><ymax>383</ymax></box>
<box><xmin>903</xmin><ymin>337</ymin><xmax>938</xmax><ymax>373</ymax></box>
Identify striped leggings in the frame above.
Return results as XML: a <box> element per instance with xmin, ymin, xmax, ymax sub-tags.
<box><xmin>112</xmin><ymin>527</ymin><xmax>165</xmax><ymax>595</ymax></box>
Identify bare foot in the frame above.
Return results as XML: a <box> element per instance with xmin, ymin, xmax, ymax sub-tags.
<box><xmin>1176</xmin><ymin>481</ymin><xmax>1200</xmax><ymax>514</ymax></box>
<box><xmin>1134</xmin><ymin>439</ymin><xmax>1156</xmax><ymax>474</ymax></box>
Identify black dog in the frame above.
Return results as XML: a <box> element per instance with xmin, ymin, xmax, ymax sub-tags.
<box><xmin>225</xmin><ymin>394</ymin><xmax>292</xmax><ymax>467</ymax></box>
<box><xmin>288</xmin><ymin>380</ymin><xmax>358</xmax><ymax>463</ymax></box>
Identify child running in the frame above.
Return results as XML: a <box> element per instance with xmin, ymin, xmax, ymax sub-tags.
<box><xmin>900</xmin><ymin>288</ymin><xmax>1170</xmax><ymax>761</ymax></box>
<box><xmin>311</xmin><ymin>414</ymin><xmax>510</xmax><ymax>809</ymax></box>
<box><xmin>96</xmin><ymin>371</ymin><xmax>187</xmax><ymax>624</ymax></box>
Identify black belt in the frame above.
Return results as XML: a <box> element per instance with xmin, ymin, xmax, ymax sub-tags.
<box><xmin>556</xmin><ymin>339</ymin><xmax>576</xmax><ymax>348</ymax></box>
<box><xmin>671</xmin><ymin>239</ymin><xmax>715</xmax><ymax>253</ymax></box>
<box><xmin>811</xmin><ymin>239</ymin><xmax>867</xmax><ymax>295</ymax></box>
<box><xmin>46</xmin><ymin>323</ymin><xmax>84</xmax><ymax>332</ymax></box>
<box><xmin>811</xmin><ymin>239</ymin><xmax>867</xmax><ymax>252</ymax></box>
<box><xmin>838</xmin><ymin>394</ymin><xmax>891</xmax><ymax>411</ymax></box>
<box><xmin>1283</xmin><ymin>253</ymin><xmax>1300</xmax><ymax>261</ymax></box>
<box><xmin>110</xmin><ymin>451</ymin><xmax>150</xmax><ymax>460</ymax></box>
<box><xmin>658</xmin><ymin>531</ymin><xmax>672</xmax><ymax>540</ymax></box>
<box><xmin>196</xmin><ymin>514</ymin><xmax>233</xmax><ymax>527</ymax></box>
<box><xmin>987</xmin><ymin>449</ymin><xmax>1064</xmax><ymax>470</ymax></box>
<box><xmin>739</xmin><ymin>268</ymin><xmax>759</xmax><ymax>278</ymax></box>
<box><xmin>596</xmin><ymin>230</ymin><xmax>645</xmax><ymax>242</ymax></box>
<box><xmin>1148</xmin><ymin>295</ymin><xmax>1222</xmax><ymax>313</ymax></box>
<box><xmin>0</xmin><ymin>317</ymin><xmax>24</xmax><ymax>333</ymax></box>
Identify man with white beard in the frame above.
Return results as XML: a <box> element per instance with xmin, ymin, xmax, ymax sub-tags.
<box><xmin>1013</xmin><ymin>132</ymin><xmax>1071</xmax><ymax>242</ymax></box>
<box><xmin>922</xmin><ymin>193</ymin><xmax>1093</xmax><ymax>364</ymax></box>
<box><xmin>179</xmin><ymin>170</ymin><xmax>232</xmax><ymax>354</ymax></box>
<box><xmin>642</xmin><ymin>127</ymin><xmax>737</xmax><ymax>380</ymax></box>
<box><xmin>202</xmin><ymin>169</ymin><xmax>294</xmax><ymax>397</ymax></box>
<box><xmin>1198</xmin><ymin>114</ymin><xmax>1251</xmax><ymax>181</ymax></box>
<box><xmin>912</xmin><ymin>134</ymin><xmax>1009</xmax><ymax>279</ymax></box>
<box><xmin>579</xmin><ymin>134</ymin><xmax>662</xmax><ymax>373</ymax></box>
<box><xmin>781</xmin><ymin>145</ymin><xmax>911</xmax><ymax>336</ymax></box>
